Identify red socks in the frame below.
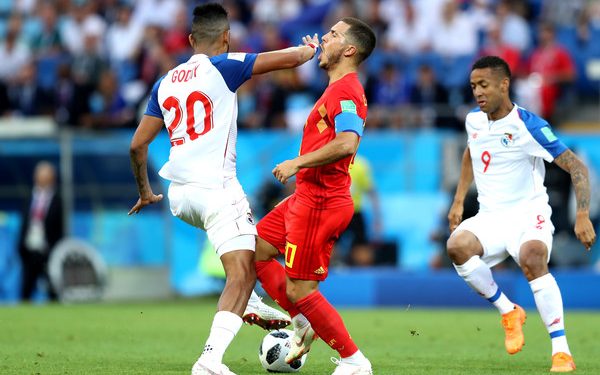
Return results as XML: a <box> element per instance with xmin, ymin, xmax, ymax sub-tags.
<box><xmin>255</xmin><ymin>260</ymin><xmax>300</xmax><ymax>317</ymax></box>
<box><xmin>295</xmin><ymin>291</ymin><xmax>358</xmax><ymax>358</ymax></box>
<box><xmin>256</xmin><ymin>260</ymin><xmax>359</xmax><ymax>358</ymax></box>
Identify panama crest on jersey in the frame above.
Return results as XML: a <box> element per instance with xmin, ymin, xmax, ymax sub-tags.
<box><xmin>500</xmin><ymin>133</ymin><xmax>514</xmax><ymax>147</ymax></box>
<box><xmin>246</xmin><ymin>211</ymin><xmax>255</xmax><ymax>225</ymax></box>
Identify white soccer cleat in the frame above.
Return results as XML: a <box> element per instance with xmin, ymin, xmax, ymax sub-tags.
<box><xmin>243</xmin><ymin>295</ymin><xmax>291</xmax><ymax>330</ymax></box>
<box><xmin>330</xmin><ymin>357</ymin><xmax>373</xmax><ymax>375</ymax></box>
<box><xmin>284</xmin><ymin>323</ymin><xmax>318</xmax><ymax>364</ymax></box>
<box><xmin>191</xmin><ymin>358</ymin><xmax>236</xmax><ymax>375</ymax></box>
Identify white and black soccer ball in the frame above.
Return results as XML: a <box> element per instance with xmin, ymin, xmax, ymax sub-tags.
<box><xmin>258</xmin><ymin>329</ymin><xmax>307</xmax><ymax>373</ymax></box>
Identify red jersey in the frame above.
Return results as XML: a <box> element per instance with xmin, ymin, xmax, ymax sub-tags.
<box><xmin>295</xmin><ymin>72</ymin><xmax>367</xmax><ymax>209</ymax></box>
<box><xmin>529</xmin><ymin>44</ymin><xmax>575</xmax><ymax>118</ymax></box>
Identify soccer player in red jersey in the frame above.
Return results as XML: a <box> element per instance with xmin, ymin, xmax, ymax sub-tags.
<box><xmin>253</xmin><ymin>18</ymin><xmax>376</xmax><ymax>375</ymax></box>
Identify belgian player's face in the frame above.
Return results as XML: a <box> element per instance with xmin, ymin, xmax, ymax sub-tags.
<box><xmin>470</xmin><ymin>68</ymin><xmax>507</xmax><ymax>114</ymax></box>
<box><xmin>319</xmin><ymin>21</ymin><xmax>351</xmax><ymax>70</ymax></box>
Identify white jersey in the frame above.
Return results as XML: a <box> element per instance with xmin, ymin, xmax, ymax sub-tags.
<box><xmin>465</xmin><ymin>104</ymin><xmax>567</xmax><ymax>212</ymax></box>
<box><xmin>145</xmin><ymin>52</ymin><xmax>257</xmax><ymax>187</ymax></box>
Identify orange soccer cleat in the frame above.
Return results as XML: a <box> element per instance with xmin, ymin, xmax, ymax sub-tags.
<box><xmin>501</xmin><ymin>304</ymin><xmax>527</xmax><ymax>354</ymax></box>
<box><xmin>550</xmin><ymin>352</ymin><xmax>576</xmax><ymax>372</ymax></box>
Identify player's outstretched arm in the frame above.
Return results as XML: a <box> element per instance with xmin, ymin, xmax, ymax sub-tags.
<box><xmin>252</xmin><ymin>34</ymin><xmax>319</xmax><ymax>75</ymax></box>
<box><xmin>553</xmin><ymin>149</ymin><xmax>597</xmax><ymax>250</ymax></box>
<box><xmin>128</xmin><ymin>115</ymin><xmax>164</xmax><ymax>215</ymax></box>
<box><xmin>272</xmin><ymin>131</ymin><xmax>358</xmax><ymax>184</ymax></box>
<box><xmin>448</xmin><ymin>147</ymin><xmax>473</xmax><ymax>232</ymax></box>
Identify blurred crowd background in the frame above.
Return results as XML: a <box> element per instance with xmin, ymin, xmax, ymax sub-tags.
<box><xmin>1</xmin><ymin>0</ymin><xmax>600</xmax><ymax>303</ymax></box>
<box><xmin>0</xmin><ymin>0</ymin><xmax>599</xmax><ymax>130</ymax></box>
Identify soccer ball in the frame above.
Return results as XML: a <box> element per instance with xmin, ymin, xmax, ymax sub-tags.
<box><xmin>258</xmin><ymin>329</ymin><xmax>307</xmax><ymax>372</ymax></box>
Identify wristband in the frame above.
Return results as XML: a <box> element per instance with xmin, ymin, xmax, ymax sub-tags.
<box><xmin>307</xmin><ymin>43</ymin><xmax>319</xmax><ymax>57</ymax></box>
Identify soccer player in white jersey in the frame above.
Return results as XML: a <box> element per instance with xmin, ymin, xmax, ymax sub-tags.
<box><xmin>128</xmin><ymin>3</ymin><xmax>319</xmax><ymax>375</ymax></box>
<box><xmin>447</xmin><ymin>56</ymin><xmax>596</xmax><ymax>373</ymax></box>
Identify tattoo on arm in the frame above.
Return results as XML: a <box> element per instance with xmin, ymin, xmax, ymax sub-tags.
<box><xmin>130</xmin><ymin>148</ymin><xmax>151</xmax><ymax>197</ymax></box>
<box><xmin>554</xmin><ymin>150</ymin><xmax>590</xmax><ymax>212</ymax></box>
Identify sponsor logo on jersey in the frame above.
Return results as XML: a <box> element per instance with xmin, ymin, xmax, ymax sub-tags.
<box><xmin>340</xmin><ymin>100</ymin><xmax>357</xmax><ymax>114</ymax></box>
<box><xmin>541</xmin><ymin>126</ymin><xmax>558</xmax><ymax>142</ymax></box>
<box><xmin>501</xmin><ymin>133</ymin><xmax>514</xmax><ymax>147</ymax></box>
<box><xmin>227</xmin><ymin>52</ymin><xmax>246</xmax><ymax>62</ymax></box>
<box><xmin>313</xmin><ymin>266</ymin><xmax>326</xmax><ymax>275</ymax></box>
<box><xmin>246</xmin><ymin>212</ymin><xmax>255</xmax><ymax>225</ymax></box>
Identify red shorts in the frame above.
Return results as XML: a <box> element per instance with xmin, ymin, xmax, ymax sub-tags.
<box><xmin>257</xmin><ymin>194</ymin><xmax>354</xmax><ymax>281</ymax></box>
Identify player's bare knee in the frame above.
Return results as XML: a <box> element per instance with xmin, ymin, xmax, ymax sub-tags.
<box><xmin>447</xmin><ymin>232</ymin><xmax>479</xmax><ymax>264</ymax></box>
<box><xmin>519</xmin><ymin>245</ymin><xmax>548</xmax><ymax>279</ymax></box>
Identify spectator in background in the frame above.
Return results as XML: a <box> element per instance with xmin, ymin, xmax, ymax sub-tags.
<box><xmin>373</xmin><ymin>62</ymin><xmax>409</xmax><ymax>105</ymax></box>
<box><xmin>345</xmin><ymin>155</ymin><xmax>382</xmax><ymax>266</ymax></box>
<box><xmin>384</xmin><ymin>0</ymin><xmax>431</xmax><ymax>56</ymax></box>
<box><xmin>71</xmin><ymin>19</ymin><xmax>107</xmax><ymax>89</ymax></box>
<box><xmin>367</xmin><ymin>62</ymin><xmax>409</xmax><ymax>128</ymax></box>
<box><xmin>356</xmin><ymin>0</ymin><xmax>388</xmax><ymax>45</ymax></box>
<box><xmin>480</xmin><ymin>21</ymin><xmax>521</xmax><ymax>74</ymax></box>
<box><xmin>409</xmin><ymin>64</ymin><xmax>456</xmax><ymax>130</ymax></box>
<box><xmin>60</xmin><ymin>1</ymin><xmax>107</xmax><ymax>56</ymax></box>
<box><xmin>30</xmin><ymin>2</ymin><xmax>64</xmax><ymax>57</ymax></box>
<box><xmin>105</xmin><ymin>1</ymin><xmax>144</xmax><ymax>84</ymax></box>
<box><xmin>252</xmin><ymin>0</ymin><xmax>301</xmax><ymax>24</ymax></box>
<box><xmin>132</xmin><ymin>0</ymin><xmax>184</xmax><ymax>30</ymax></box>
<box><xmin>527</xmin><ymin>22</ymin><xmax>576</xmax><ymax>121</ymax></box>
<box><xmin>431</xmin><ymin>0</ymin><xmax>477</xmax><ymax>58</ymax></box>
<box><xmin>0</xmin><ymin>13</ymin><xmax>31</xmax><ymax>85</ymax></box>
<box><xmin>81</xmin><ymin>69</ymin><xmax>135</xmax><ymax>129</ymax></box>
<box><xmin>51</xmin><ymin>62</ymin><xmax>91</xmax><ymax>126</ymax></box>
<box><xmin>541</xmin><ymin>0</ymin><xmax>587</xmax><ymax>27</ymax></box>
<box><xmin>466</xmin><ymin>0</ymin><xmax>495</xmax><ymax>36</ymax></box>
<box><xmin>138</xmin><ymin>24</ymin><xmax>176</xmax><ymax>87</ymax></box>
<box><xmin>495</xmin><ymin>0</ymin><xmax>531</xmax><ymax>53</ymax></box>
<box><xmin>18</xmin><ymin>161</ymin><xmax>64</xmax><ymax>302</ymax></box>
<box><xmin>6</xmin><ymin>61</ymin><xmax>52</xmax><ymax>117</ymax></box>
<box><xmin>162</xmin><ymin>6</ymin><xmax>191</xmax><ymax>59</ymax></box>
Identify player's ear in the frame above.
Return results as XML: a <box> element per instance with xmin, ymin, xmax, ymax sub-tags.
<box><xmin>188</xmin><ymin>34</ymin><xmax>195</xmax><ymax>49</ymax></box>
<box><xmin>221</xmin><ymin>29</ymin><xmax>230</xmax><ymax>52</ymax></box>
<box><xmin>343</xmin><ymin>44</ymin><xmax>357</xmax><ymax>59</ymax></box>
<box><xmin>501</xmin><ymin>77</ymin><xmax>510</xmax><ymax>93</ymax></box>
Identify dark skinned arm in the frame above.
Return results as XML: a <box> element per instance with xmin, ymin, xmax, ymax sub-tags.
<box><xmin>553</xmin><ymin>149</ymin><xmax>596</xmax><ymax>250</ymax></box>
<box><xmin>448</xmin><ymin>147</ymin><xmax>473</xmax><ymax>233</ymax></box>
<box><xmin>128</xmin><ymin>115</ymin><xmax>164</xmax><ymax>215</ymax></box>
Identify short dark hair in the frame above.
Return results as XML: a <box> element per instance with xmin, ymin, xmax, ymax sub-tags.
<box><xmin>191</xmin><ymin>3</ymin><xmax>229</xmax><ymax>45</ymax></box>
<box><xmin>471</xmin><ymin>56</ymin><xmax>511</xmax><ymax>80</ymax></box>
<box><xmin>341</xmin><ymin>17</ymin><xmax>376</xmax><ymax>64</ymax></box>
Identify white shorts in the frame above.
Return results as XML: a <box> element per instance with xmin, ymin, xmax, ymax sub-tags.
<box><xmin>452</xmin><ymin>204</ymin><xmax>555</xmax><ymax>267</ymax></box>
<box><xmin>167</xmin><ymin>179</ymin><xmax>257</xmax><ymax>256</ymax></box>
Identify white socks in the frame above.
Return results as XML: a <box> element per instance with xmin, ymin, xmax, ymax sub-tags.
<box><xmin>455</xmin><ymin>258</ymin><xmax>571</xmax><ymax>355</ymax></box>
<box><xmin>200</xmin><ymin>311</ymin><xmax>243</xmax><ymax>364</ymax></box>
<box><xmin>454</xmin><ymin>256</ymin><xmax>514</xmax><ymax>314</ymax></box>
<box><xmin>340</xmin><ymin>349</ymin><xmax>370</xmax><ymax>366</ymax></box>
<box><xmin>530</xmin><ymin>273</ymin><xmax>570</xmax><ymax>355</ymax></box>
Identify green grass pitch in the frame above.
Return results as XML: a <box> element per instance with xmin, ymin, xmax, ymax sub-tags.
<box><xmin>1</xmin><ymin>298</ymin><xmax>599</xmax><ymax>374</ymax></box>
